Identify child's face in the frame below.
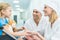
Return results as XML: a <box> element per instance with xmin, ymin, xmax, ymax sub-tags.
<box><xmin>2</xmin><ymin>7</ymin><xmax>12</xmax><ymax>18</ymax></box>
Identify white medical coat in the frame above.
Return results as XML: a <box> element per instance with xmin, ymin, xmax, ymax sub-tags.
<box><xmin>44</xmin><ymin>17</ymin><xmax>60</xmax><ymax>40</ymax></box>
<box><xmin>24</xmin><ymin>16</ymin><xmax>47</xmax><ymax>36</ymax></box>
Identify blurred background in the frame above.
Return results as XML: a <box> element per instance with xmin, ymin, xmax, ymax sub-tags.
<box><xmin>0</xmin><ymin>0</ymin><xmax>60</xmax><ymax>27</ymax></box>
<box><xmin>0</xmin><ymin>0</ymin><xmax>31</xmax><ymax>27</ymax></box>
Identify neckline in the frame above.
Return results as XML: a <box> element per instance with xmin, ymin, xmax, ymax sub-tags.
<box><xmin>32</xmin><ymin>16</ymin><xmax>43</xmax><ymax>27</ymax></box>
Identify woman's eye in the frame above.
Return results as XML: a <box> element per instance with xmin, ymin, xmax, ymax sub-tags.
<box><xmin>45</xmin><ymin>6</ymin><xmax>47</xmax><ymax>9</ymax></box>
<box><xmin>36</xmin><ymin>11</ymin><xmax>38</xmax><ymax>13</ymax></box>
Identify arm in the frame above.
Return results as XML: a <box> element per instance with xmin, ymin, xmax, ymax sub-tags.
<box><xmin>13</xmin><ymin>27</ymin><xmax>27</xmax><ymax>32</ymax></box>
<box><xmin>26</xmin><ymin>31</ymin><xmax>45</xmax><ymax>40</ymax></box>
<box><xmin>36</xmin><ymin>32</ymin><xmax>45</xmax><ymax>40</ymax></box>
<box><xmin>8</xmin><ymin>19</ymin><xmax>27</xmax><ymax>32</ymax></box>
<box><xmin>50</xmin><ymin>24</ymin><xmax>60</xmax><ymax>40</ymax></box>
<box><xmin>3</xmin><ymin>25</ymin><xmax>28</xmax><ymax>36</ymax></box>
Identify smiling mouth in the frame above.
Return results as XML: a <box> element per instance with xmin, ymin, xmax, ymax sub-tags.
<box><xmin>33</xmin><ymin>16</ymin><xmax>39</xmax><ymax>19</ymax></box>
<box><xmin>33</xmin><ymin>15</ymin><xmax>38</xmax><ymax>17</ymax></box>
<box><xmin>44</xmin><ymin>11</ymin><xmax>47</xmax><ymax>14</ymax></box>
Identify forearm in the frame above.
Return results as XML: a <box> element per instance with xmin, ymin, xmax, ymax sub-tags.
<box><xmin>36</xmin><ymin>33</ymin><xmax>45</xmax><ymax>40</ymax></box>
<box><xmin>4</xmin><ymin>25</ymin><xmax>26</xmax><ymax>36</ymax></box>
<box><xmin>11</xmin><ymin>32</ymin><xmax>26</xmax><ymax>36</ymax></box>
<box><xmin>28</xmin><ymin>31</ymin><xmax>45</xmax><ymax>40</ymax></box>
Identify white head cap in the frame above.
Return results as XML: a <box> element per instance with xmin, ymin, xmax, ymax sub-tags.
<box><xmin>44</xmin><ymin>0</ymin><xmax>60</xmax><ymax>16</ymax></box>
<box><xmin>32</xmin><ymin>3</ymin><xmax>44</xmax><ymax>15</ymax></box>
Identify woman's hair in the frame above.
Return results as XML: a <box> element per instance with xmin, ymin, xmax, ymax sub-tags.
<box><xmin>0</xmin><ymin>2</ymin><xmax>10</xmax><ymax>17</ymax></box>
<box><xmin>49</xmin><ymin>10</ymin><xmax>58</xmax><ymax>24</ymax></box>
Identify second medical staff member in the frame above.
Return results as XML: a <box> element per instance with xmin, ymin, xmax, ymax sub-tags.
<box><xmin>24</xmin><ymin>9</ymin><xmax>47</xmax><ymax>40</ymax></box>
<box><xmin>35</xmin><ymin>0</ymin><xmax>60</xmax><ymax>40</ymax></box>
<box><xmin>44</xmin><ymin>0</ymin><xmax>60</xmax><ymax>40</ymax></box>
<box><xmin>42</xmin><ymin>0</ymin><xmax>60</xmax><ymax>40</ymax></box>
<box><xmin>24</xmin><ymin>9</ymin><xmax>47</xmax><ymax>36</ymax></box>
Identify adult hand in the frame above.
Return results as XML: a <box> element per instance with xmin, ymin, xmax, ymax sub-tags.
<box><xmin>32</xmin><ymin>35</ymin><xmax>41</xmax><ymax>40</ymax></box>
<box><xmin>26</xmin><ymin>31</ymin><xmax>38</xmax><ymax>35</ymax></box>
<box><xmin>25</xmin><ymin>34</ymin><xmax>41</xmax><ymax>40</ymax></box>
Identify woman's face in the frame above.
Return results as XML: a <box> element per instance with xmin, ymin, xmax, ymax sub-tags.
<box><xmin>33</xmin><ymin>9</ymin><xmax>41</xmax><ymax>20</ymax></box>
<box><xmin>2</xmin><ymin>6</ymin><xmax>12</xmax><ymax>18</ymax></box>
<box><xmin>43</xmin><ymin>5</ymin><xmax>53</xmax><ymax>16</ymax></box>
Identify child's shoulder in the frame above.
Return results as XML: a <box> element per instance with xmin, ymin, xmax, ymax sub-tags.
<box><xmin>0</xmin><ymin>18</ymin><xmax>2</xmax><ymax>20</ymax></box>
<box><xmin>8</xmin><ymin>19</ymin><xmax>16</xmax><ymax>25</ymax></box>
<box><xmin>0</xmin><ymin>18</ymin><xmax>4</xmax><ymax>22</ymax></box>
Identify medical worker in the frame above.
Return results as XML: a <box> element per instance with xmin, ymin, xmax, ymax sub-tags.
<box><xmin>37</xmin><ymin>0</ymin><xmax>60</xmax><ymax>40</ymax></box>
<box><xmin>24</xmin><ymin>9</ymin><xmax>48</xmax><ymax>40</ymax></box>
<box><xmin>34</xmin><ymin>0</ymin><xmax>60</xmax><ymax>40</ymax></box>
<box><xmin>24</xmin><ymin>9</ymin><xmax>47</xmax><ymax>36</ymax></box>
<box><xmin>43</xmin><ymin>0</ymin><xmax>60</xmax><ymax>40</ymax></box>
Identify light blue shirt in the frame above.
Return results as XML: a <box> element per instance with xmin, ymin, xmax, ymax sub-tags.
<box><xmin>0</xmin><ymin>18</ymin><xmax>8</xmax><ymax>35</ymax></box>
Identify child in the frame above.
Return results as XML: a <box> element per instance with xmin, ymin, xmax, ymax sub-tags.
<box><xmin>0</xmin><ymin>2</ymin><xmax>28</xmax><ymax>40</ymax></box>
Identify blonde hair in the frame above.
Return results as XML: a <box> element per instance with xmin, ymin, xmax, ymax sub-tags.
<box><xmin>0</xmin><ymin>2</ymin><xmax>10</xmax><ymax>17</ymax></box>
<box><xmin>49</xmin><ymin>10</ymin><xmax>58</xmax><ymax>24</ymax></box>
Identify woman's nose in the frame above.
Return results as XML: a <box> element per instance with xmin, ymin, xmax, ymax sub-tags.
<box><xmin>33</xmin><ymin>13</ymin><xmax>36</xmax><ymax>15</ymax></box>
<box><xmin>43</xmin><ymin>9</ymin><xmax>46</xmax><ymax>12</ymax></box>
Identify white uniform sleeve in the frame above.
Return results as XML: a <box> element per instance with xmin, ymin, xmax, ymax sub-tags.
<box><xmin>51</xmin><ymin>23</ymin><xmax>60</xmax><ymax>40</ymax></box>
<box><xmin>24</xmin><ymin>21</ymin><xmax>29</xmax><ymax>28</ymax></box>
<box><xmin>24</xmin><ymin>21</ymin><xmax>33</xmax><ymax>31</ymax></box>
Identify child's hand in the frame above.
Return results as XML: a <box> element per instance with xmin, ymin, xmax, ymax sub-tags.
<box><xmin>21</xmin><ymin>27</ymin><xmax>26</xmax><ymax>30</ymax></box>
